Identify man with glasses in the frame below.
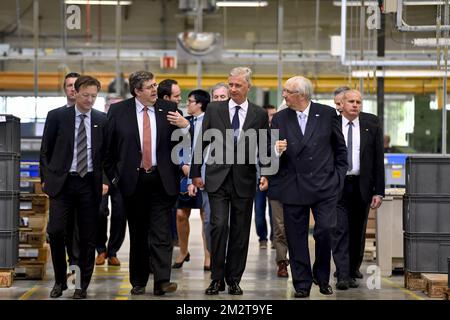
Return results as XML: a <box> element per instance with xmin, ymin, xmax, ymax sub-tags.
<box><xmin>272</xmin><ymin>76</ymin><xmax>347</xmax><ymax>298</ymax></box>
<box><xmin>104</xmin><ymin>71</ymin><xmax>189</xmax><ymax>296</ymax></box>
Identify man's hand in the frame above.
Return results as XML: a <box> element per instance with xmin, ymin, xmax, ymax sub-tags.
<box><xmin>275</xmin><ymin>139</ymin><xmax>287</xmax><ymax>154</ymax></box>
<box><xmin>370</xmin><ymin>195</ymin><xmax>383</xmax><ymax>209</ymax></box>
<box><xmin>192</xmin><ymin>177</ymin><xmax>204</xmax><ymax>189</ymax></box>
<box><xmin>167</xmin><ymin>111</ymin><xmax>189</xmax><ymax>128</ymax></box>
<box><xmin>259</xmin><ymin>176</ymin><xmax>268</xmax><ymax>191</ymax></box>
<box><xmin>188</xmin><ymin>184</ymin><xmax>197</xmax><ymax>197</ymax></box>
<box><xmin>102</xmin><ymin>184</ymin><xmax>109</xmax><ymax>196</ymax></box>
<box><xmin>182</xmin><ymin>164</ymin><xmax>190</xmax><ymax>177</ymax></box>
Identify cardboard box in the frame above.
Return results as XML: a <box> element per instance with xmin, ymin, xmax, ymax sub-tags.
<box><xmin>0</xmin><ymin>270</ymin><xmax>14</xmax><ymax>287</ymax></box>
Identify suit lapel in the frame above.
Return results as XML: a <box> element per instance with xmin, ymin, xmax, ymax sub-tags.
<box><xmin>126</xmin><ymin>99</ymin><xmax>141</xmax><ymax>150</ymax></box>
<box><xmin>286</xmin><ymin>108</ymin><xmax>304</xmax><ymax>144</ymax></box>
<box><xmin>154</xmin><ymin>100</ymin><xmax>165</xmax><ymax>149</ymax></box>
<box><xmin>242</xmin><ymin>103</ymin><xmax>256</xmax><ymax>132</ymax></box>
<box><xmin>67</xmin><ymin>107</ymin><xmax>76</xmax><ymax>157</ymax></box>
<box><xmin>359</xmin><ymin>113</ymin><xmax>369</xmax><ymax>156</ymax></box>
<box><xmin>218</xmin><ymin>100</ymin><xmax>231</xmax><ymax>129</ymax></box>
<box><xmin>90</xmin><ymin>110</ymin><xmax>98</xmax><ymax>162</ymax></box>
<box><xmin>296</xmin><ymin>103</ymin><xmax>320</xmax><ymax>155</ymax></box>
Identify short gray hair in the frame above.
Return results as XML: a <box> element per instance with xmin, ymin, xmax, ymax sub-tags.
<box><xmin>229</xmin><ymin>66</ymin><xmax>252</xmax><ymax>86</ymax></box>
<box><xmin>333</xmin><ymin>86</ymin><xmax>351</xmax><ymax>97</ymax></box>
<box><xmin>129</xmin><ymin>71</ymin><xmax>154</xmax><ymax>97</ymax></box>
<box><xmin>285</xmin><ymin>76</ymin><xmax>313</xmax><ymax>101</ymax></box>
<box><xmin>210</xmin><ymin>82</ymin><xmax>229</xmax><ymax>96</ymax></box>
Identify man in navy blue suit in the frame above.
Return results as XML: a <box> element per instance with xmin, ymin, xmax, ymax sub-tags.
<box><xmin>271</xmin><ymin>76</ymin><xmax>348</xmax><ymax>298</ymax></box>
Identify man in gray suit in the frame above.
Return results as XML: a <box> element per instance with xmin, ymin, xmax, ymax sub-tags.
<box><xmin>191</xmin><ymin>67</ymin><xmax>270</xmax><ymax>296</ymax></box>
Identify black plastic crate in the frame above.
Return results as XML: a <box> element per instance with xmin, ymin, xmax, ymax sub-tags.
<box><xmin>0</xmin><ymin>230</ymin><xmax>18</xmax><ymax>268</ymax></box>
<box><xmin>0</xmin><ymin>191</ymin><xmax>19</xmax><ymax>231</ymax></box>
<box><xmin>406</xmin><ymin>156</ymin><xmax>450</xmax><ymax>195</ymax></box>
<box><xmin>404</xmin><ymin>232</ymin><xmax>450</xmax><ymax>273</ymax></box>
<box><xmin>403</xmin><ymin>195</ymin><xmax>450</xmax><ymax>233</ymax></box>
<box><xmin>0</xmin><ymin>114</ymin><xmax>20</xmax><ymax>154</ymax></box>
<box><xmin>0</xmin><ymin>152</ymin><xmax>20</xmax><ymax>192</ymax></box>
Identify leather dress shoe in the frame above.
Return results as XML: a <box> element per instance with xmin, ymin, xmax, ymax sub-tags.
<box><xmin>277</xmin><ymin>261</ymin><xmax>289</xmax><ymax>278</ymax></box>
<box><xmin>349</xmin><ymin>278</ymin><xmax>359</xmax><ymax>288</ymax></box>
<box><xmin>172</xmin><ymin>252</ymin><xmax>190</xmax><ymax>269</ymax></box>
<box><xmin>73</xmin><ymin>289</ymin><xmax>87</xmax><ymax>299</ymax></box>
<box><xmin>336</xmin><ymin>280</ymin><xmax>349</xmax><ymax>290</ymax></box>
<box><xmin>154</xmin><ymin>282</ymin><xmax>178</xmax><ymax>296</ymax></box>
<box><xmin>50</xmin><ymin>283</ymin><xmax>68</xmax><ymax>298</ymax></box>
<box><xmin>95</xmin><ymin>252</ymin><xmax>107</xmax><ymax>265</ymax></box>
<box><xmin>108</xmin><ymin>256</ymin><xmax>121</xmax><ymax>266</ymax></box>
<box><xmin>352</xmin><ymin>270</ymin><xmax>363</xmax><ymax>279</ymax></box>
<box><xmin>205</xmin><ymin>280</ymin><xmax>225</xmax><ymax>295</ymax></box>
<box><xmin>294</xmin><ymin>289</ymin><xmax>310</xmax><ymax>298</ymax></box>
<box><xmin>130</xmin><ymin>286</ymin><xmax>146</xmax><ymax>295</ymax></box>
<box><xmin>228</xmin><ymin>282</ymin><xmax>243</xmax><ymax>295</ymax></box>
<box><xmin>319</xmin><ymin>284</ymin><xmax>333</xmax><ymax>295</ymax></box>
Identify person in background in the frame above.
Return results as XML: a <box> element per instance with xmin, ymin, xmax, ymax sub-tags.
<box><xmin>210</xmin><ymin>82</ymin><xmax>230</xmax><ymax>102</ymax></box>
<box><xmin>95</xmin><ymin>94</ymin><xmax>126</xmax><ymax>267</ymax></box>
<box><xmin>41</xmin><ymin>76</ymin><xmax>108</xmax><ymax>299</ymax></box>
<box><xmin>173</xmin><ymin>89</ymin><xmax>211</xmax><ymax>271</ymax></box>
<box><xmin>158</xmin><ymin>79</ymin><xmax>183</xmax><ymax>247</ymax></box>
<box><xmin>333</xmin><ymin>86</ymin><xmax>350</xmax><ymax>114</ymax></box>
<box><xmin>332</xmin><ymin>89</ymin><xmax>384</xmax><ymax>290</ymax></box>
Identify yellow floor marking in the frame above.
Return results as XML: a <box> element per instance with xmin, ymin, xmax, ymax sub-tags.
<box><xmin>382</xmin><ymin>277</ymin><xmax>424</xmax><ymax>300</ymax></box>
<box><xmin>18</xmin><ymin>285</ymin><xmax>39</xmax><ymax>300</ymax></box>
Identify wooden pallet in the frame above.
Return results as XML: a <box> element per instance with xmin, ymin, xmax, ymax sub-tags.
<box><xmin>15</xmin><ymin>262</ymin><xmax>46</xmax><ymax>280</ymax></box>
<box><xmin>404</xmin><ymin>271</ymin><xmax>426</xmax><ymax>291</ymax></box>
<box><xmin>0</xmin><ymin>270</ymin><xmax>14</xmax><ymax>288</ymax></box>
<box><xmin>422</xmin><ymin>273</ymin><xmax>449</xmax><ymax>298</ymax></box>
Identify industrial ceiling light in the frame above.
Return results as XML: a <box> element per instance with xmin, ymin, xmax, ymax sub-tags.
<box><xmin>216</xmin><ymin>1</ymin><xmax>268</xmax><ymax>7</ymax></box>
<box><xmin>352</xmin><ymin>70</ymin><xmax>450</xmax><ymax>78</ymax></box>
<box><xmin>65</xmin><ymin>1</ymin><xmax>132</xmax><ymax>5</ymax></box>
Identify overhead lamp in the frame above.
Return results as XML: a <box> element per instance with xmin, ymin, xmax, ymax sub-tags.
<box><xmin>352</xmin><ymin>70</ymin><xmax>450</xmax><ymax>78</ymax></box>
<box><xmin>65</xmin><ymin>1</ymin><xmax>132</xmax><ymax>5</ymax></box>
<box><xmin>216</xmin><ymin>1</ymin><xmax>268</xmax><ymax>7</ymax></box>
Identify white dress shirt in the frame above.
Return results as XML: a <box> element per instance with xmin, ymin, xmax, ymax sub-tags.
<box><xmin>135</xmin><ymin>98</ymin><xmax>158</xmax><ymax>166</ymax></box>
<box><xmin>70</xmin><ymin>107</ymin><xmax>93</xmax><ymax>173</ymax></box>
<box><xmin>342</xmin><ymin>116</ymin><xmax>360</xmax><ymax>175</ymax></box>
<box><xmin>229</xmin><ymin>99</ymin><xmax>249</xmax><ymax>133</ymax></box>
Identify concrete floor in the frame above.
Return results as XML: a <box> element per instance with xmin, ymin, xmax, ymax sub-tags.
<box><xmin>0</xmin><ymin>210</ymin><xmax>433</xmax><ymax>300</ymax></box>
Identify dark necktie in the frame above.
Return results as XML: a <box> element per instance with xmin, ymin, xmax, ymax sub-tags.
<box><xmin>189</xmin><ymin>117</ymin><xmax>196</xmax><ymax>146</ymax></box>
<box><xmin>231</xmin><ymin>106</ymin><xmax>240</xmax><ymax>144</ymax></box>
<box><xmin>347</xmin><ymin>121</ymin><xmax>353</xmax><ymax>171</ymax></box>
<box><xmin>76</xmin><ymin>114</ymin><xmax>88</xmax><ymax>177</ymax></box>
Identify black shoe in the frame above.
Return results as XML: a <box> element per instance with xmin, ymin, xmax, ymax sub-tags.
<box><xmin>319</xmin><ymin>284</ymin><xmax>333</xmax><ymax>295</ymax></box>
<box><xmin>154</xmin><ymin>282</ymin><xmax>178</xmax><ymax>296</ymax></box>
<box><xmin>73</xmin><ymin>289</ymin><xmax>87</xmax><ymax>299</ymax></box>
<box><xmin>349</xmin><ymin>278</ymin><xmax>359</xmax><ymax>288</ymax></box>
<box><xmin>228</xmin><ymin>282</ymin><xmax>243</xmax><ymax>295</ymax></box>
<box><xmin>353</xmin><ymin>270</ymin><xmax>363</xmax><ymax>279</ymax></box>
<box><xmin>336</xmin><ymin>279</ymin><xmax>349</xmax><ymax>290</ymax></box>
<box><xmin>312</xmin><ymin>277</ymin><xmax>318</xmax><ymax>285</ymax></box>
<box><xmin>50</xmin><ymin>283</ymin><xmax>68</xmax><ymax>298</ymax></box>
<box><xmin>294</xmin><ymin>289</ymin><xmax>310</xmax><ymax>298</ymax></box>
<box><xmin>130</xmin><ymin>286</ymin><xmax>146</xmax><ymax>295</ymax></box>
<box><xmin>205</xmin><ymin>280</ymin><xmax>225</xmax><ymax>295</ymax></box>
<box><xmin>172</xmin><ymin>252</ymin><xmax>190</xmax><ymax>269</ymax></box>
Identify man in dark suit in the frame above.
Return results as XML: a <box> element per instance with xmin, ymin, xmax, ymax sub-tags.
<box><xmin>271</xmin><ymin>76</ymin><xmax>348</xmax><ymax>298</ymax></box>
<box><xmin>104</xmin><ymin>71</ymin><xmax>189</xmax><ymax>296</ymax></box>
<box><xmin>191</xmin><ymin>67</ymin><xmax>270</xmax><ymax>296</ymax></box>
<box><xmin>332</xmin><ymin>89</ymin><xmax>384</xmax><ymax>290</ymax></box>
<box><xmin>40</xmin><ymin>75</ymin><xmax>108</xmax><ymax>299</ymax></box>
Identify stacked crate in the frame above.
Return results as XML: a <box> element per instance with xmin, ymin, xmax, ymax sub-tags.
<box><xmin>0</xmin><ymin>115</ymin><xmax>20</xmax><ymax>287</ymax></box>
<box><xmin>15</xmin><ymin>188</ymin><xmax>50</xmax><ymax>280</ymax></box>
<box><xmin>403</xmin><ymin>156</ymin><xmax>450</xmax><ymax>274</ymax></box>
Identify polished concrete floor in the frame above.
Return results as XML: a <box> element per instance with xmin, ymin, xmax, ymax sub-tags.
<box><xmin>0</xmin><ymin>210</ymin><xmax>433</xmax><ymax>300</ymax></box>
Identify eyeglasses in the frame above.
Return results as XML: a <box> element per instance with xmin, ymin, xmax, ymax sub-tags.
<box><xmin>142</xmin><ymin>83</ymin><xmax>158</xmax><ymax>90</ymax></box>
<box><xmin>282</xmin><ymin>88</ymin><xmax>301</xmax><ymax>95</ymax></box>
<box><xmin>186</xmin><ymin>99</ymin><xmax>197</xmax><ymax>104</ymax></box>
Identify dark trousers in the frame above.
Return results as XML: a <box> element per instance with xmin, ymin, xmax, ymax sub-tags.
<box><xmin>254</xmin><ymin>189</ymin><xmax>273</xmax><ymax>242</ymax></box>
<box><xmin>123</xmin><ymin>169</ymin><xmax>177</xmax><ymax>288</ymax></box>
<box><xmin>96</xmin><ymin>184</ymin><xmax>126</xmax><ymax>257</ymax></box>
<box><xmin>65</xmin><ymin>210</ymin><xmax>79</xmax><ymax>266</ymax></box>
<box><xmin>283</xmin><ymin>195</ymin><xmax>337</xmax><ymax>291</ymax></box>
<box><xmin>332</xmin><ymin>176</ymin><xmax>371</xmax><ymax>278</ymax></box>
<box><xmin>47</xmin><ymin>173</ymin><xmax>99</xmax><ymax>291</ymax></box>
<box><xmin>208</xmin><ymin>172</ymin><xmax>254</xmax><ymax>284</ymax></box>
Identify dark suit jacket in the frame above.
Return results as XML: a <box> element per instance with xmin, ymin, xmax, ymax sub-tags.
<box><xmin>270</xmin><ymin>102</ymin><xmax>348</xmax><ymax>205</ymax></box>
<box><xmin>39</xmin><ymin>106</ymin><xmax>108</xmax><ymax>202</ymax></box>
<box><xmin>344</xmin><ymin>112</ymin><xmax>385</xmax><ymax>203</ymax></box>
<box><xmin>190</xmin><ymin>100</ymin><xmax>269</xmax><ymax>198</ymax></box>
<box><xmin>104</xmin><ymin>97</ymin><xmax>182</xmax><ymax>197</ymax></box>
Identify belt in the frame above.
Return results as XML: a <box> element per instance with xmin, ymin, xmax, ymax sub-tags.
<box><xmin>139</xmin><ymin>166</ymin><xmax>157</xmax><ymax>174</ymax></box>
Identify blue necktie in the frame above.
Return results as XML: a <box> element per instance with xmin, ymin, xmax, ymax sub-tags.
<box><xmin>232</xmin><ymin>106</ymin><xmax>241</xmax><ymax>144</ymax></box>
<box><xmin>189</xmin><ymin>117</ymin><xmax>196</xmax><ymax>146</ymax></box>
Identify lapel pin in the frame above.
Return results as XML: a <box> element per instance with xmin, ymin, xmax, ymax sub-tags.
<box><xmin>158</xmin><ymin>109</ymin><xmax>163</xmax><ymax>112</ymax></box>
<box><xmin>365</xmin><ymin>128</ymin><xmax>369</xmax><ymax>131</ymax></box>
<box><xmin>315</xmin><ymin>114</ymin><xmax>319</xmax><ymax>117</ymax></box>
<box><xmin>94</xmin><ymin>124</ymin><xmax>98</xmax><ymax>128</ymax></box>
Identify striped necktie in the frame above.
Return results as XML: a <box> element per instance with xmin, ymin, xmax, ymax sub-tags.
<box><xmin>77</xmin><ymin>114</ymin><xmax>88</xmax><ymax>177</ymax></box>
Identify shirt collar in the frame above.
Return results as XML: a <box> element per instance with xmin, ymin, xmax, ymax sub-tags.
<box><xmin>342</xmin><ymin>115</ymin><xmax>359</xmax><ymax>127</ymax></box>
<box><xmin>295</xmin><ymin>101</ymin><xmax>311</xmax><ymax>118</ymax></box>
<box><xmin>135</xmin><ymin>98</ymin><xmax>155</xmax><ymax>113</ymax></box>
<box><xmin>75</xmin><ymin>106</ymin><xmax>91</xmax><ymax>118</ymax></box>
<box><xmin>229</xmin><ymin>99</ymin><xmax>249</xmax><ymax>112</ymax></box>
<box><xmin>193</xmin><ymin>112</ymin><xmax>205</xmax><ymax>121</ymax></box>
